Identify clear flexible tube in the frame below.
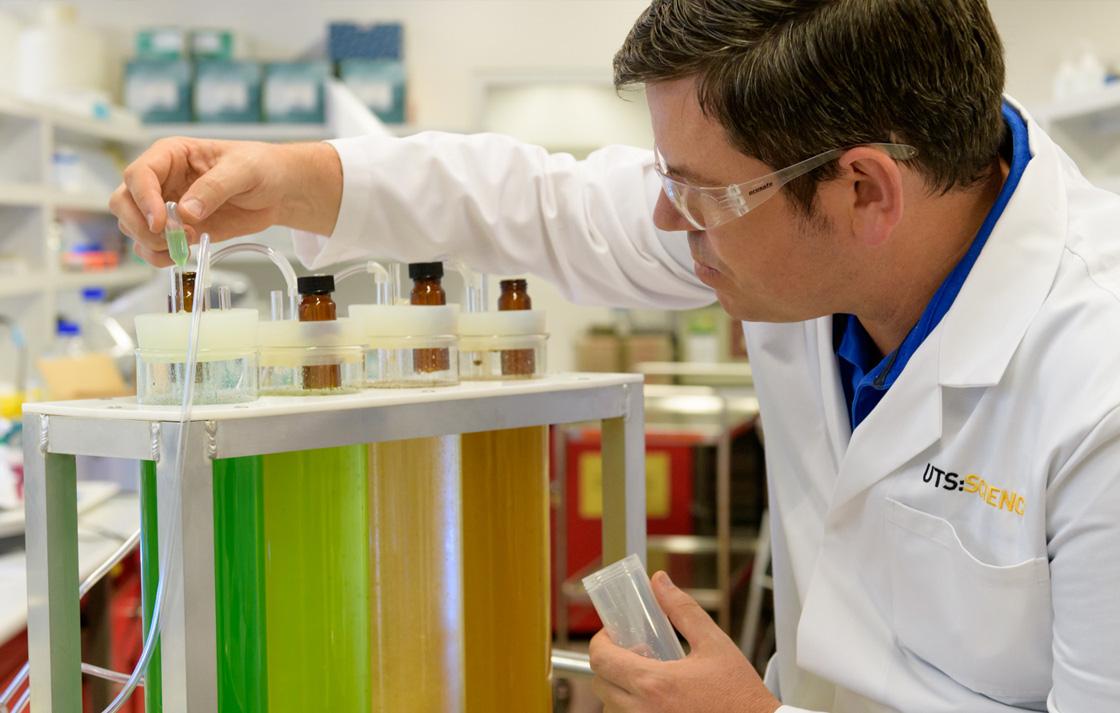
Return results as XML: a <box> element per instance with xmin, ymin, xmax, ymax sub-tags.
<box><xmin>335</xmin><ymin>260</ymin><xmax>392</xmax><ymax>305</ymax></box>
<box><xmin>99</xmin><ymin>233</ymin><xmax>213</xmax><ymax>713</ymax></box>
<box><xmin>209</xmin><ymin>242</ymin><xmax>299</xmax><ymax>319</ymax></box>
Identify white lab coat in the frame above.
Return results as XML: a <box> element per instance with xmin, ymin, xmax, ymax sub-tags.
<box><xmin>294</xmin><ymin>97</ymin><xmax>1120</xmax><ymax>712</ymax></box>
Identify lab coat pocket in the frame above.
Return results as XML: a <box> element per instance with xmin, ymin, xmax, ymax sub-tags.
<box><xmin>885</xmin><ymin>498</ymin><xmax>1052</xmax><ymax>703</ymax></box>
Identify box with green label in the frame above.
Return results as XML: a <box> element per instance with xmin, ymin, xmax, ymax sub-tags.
<box><xmin>125</xmin><ymin>60</ymin><xmax>192</xmax><ymax>123</ymax></box>
<box><xmin>264</xmin><ymin>62</ymin><xmax>328</xmax><ymax>123</ymax></box>
<box><xmin>194</xmin><ymin>61</ymin><xmax>262</xmax><ymax>123</ymax></box>
<box><xmin>338</xmin><ymin>59</ymin><xmax>406</xmax><ymax>124</ymax></box>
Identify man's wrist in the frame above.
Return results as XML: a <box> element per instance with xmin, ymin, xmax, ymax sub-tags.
<box><xmin>277</xmin><ymin>141</ymin><xmax>343</xmax><ymax>236</ymax></box>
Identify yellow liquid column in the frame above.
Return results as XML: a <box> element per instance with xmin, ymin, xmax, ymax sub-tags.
<box><xmin>461</xmin><ymin>427</ymin><xmax>551</xmax><ymax>713</ymax></box>
<box><xmin>368</xmin><ymin>437</ymin><xmax>465</xmax><ymax>712</ymax></box>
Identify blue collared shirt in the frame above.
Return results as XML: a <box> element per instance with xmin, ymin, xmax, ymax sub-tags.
<box><xmin>834</xmin><ymin>102</ymin><xmax>1033</xmax><ymax>432</ymax></box>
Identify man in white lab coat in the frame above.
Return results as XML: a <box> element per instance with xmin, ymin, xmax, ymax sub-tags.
<box><xmin>111</xmin><ymin>0</ymin><xmax>1120</xmax><ymax>711</ymax></box>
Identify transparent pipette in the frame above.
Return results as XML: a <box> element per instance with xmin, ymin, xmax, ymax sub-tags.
<box><xmin>165</xmin><ymin>201</ymin><xmax>189</xmax><ymax>311</ymax></box>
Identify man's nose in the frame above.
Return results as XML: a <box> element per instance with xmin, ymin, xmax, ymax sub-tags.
<box><xmin>653</xmin><ymin>189</ymin><xmax>694</xmax><ymax>233</ymax></box>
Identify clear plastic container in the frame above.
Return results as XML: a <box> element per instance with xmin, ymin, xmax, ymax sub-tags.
<box><xmin>134</xmin><ymin>309</ymin><xmax>259</xmax><ymax>405</ymax></box>
<box><xmin>458</xmin><ymin>311</ymin><xmax>547</xmax><ymax>381</ymax></box>
<box><xmin>349</xmin><ymin>304</ymin><xmax>459</xmax><ymax>388</ymax></box>
<box><xmin>257</xmin><ymin>318</ymin><xmax>365</xmax><ymax>396</ymax></box>
<box><xmin>582</xmin><ymin>553</ymin><xmax>685</xmax><ymax>661</ymax></box>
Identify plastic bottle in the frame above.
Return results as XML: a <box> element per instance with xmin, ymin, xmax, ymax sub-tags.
<box><xmin>297</xmin><ymin>274</ymin><xmax>340</xmax><ymax>390</ymax></box>
<box><xmin>498</xmin><ymin>279</ymin><xmax>535</xmax><ymax>376</ymax></box>
<box><xmin>52</xmin><ymin>319</ymin><xmax>86</xmax><ymax>358</ymax></box>
<box><xmin>409</xmin><ymin>262</ymin><xmax>450</xmax><ymax>372</ymax></box>
<box><xmin>17</xmin><ymin>3</ymin><xmax>108</xmax><ymax>101</ymax></box>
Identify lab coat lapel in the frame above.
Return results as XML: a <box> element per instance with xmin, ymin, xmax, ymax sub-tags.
<box><xmin>824</xmin><ymin>100</ymin><xmax>1066</xmax><ymax>512</ymax></box>
<box><xmin>828</xmin><ymin>339</ymin><xmax>943</xmax><ymax>513</ymax></box>
<box><xmin>815</xmin><ymin>316</ymin><xmax>853</xmax><ymax>466</ymax></box>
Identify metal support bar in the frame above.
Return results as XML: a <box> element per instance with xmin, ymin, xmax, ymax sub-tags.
<box><xmin>155</xmin><ymin>422</ymin><xmax>219</xmax><ymax>713</ymax></box>
<box><xmin>22</xmin><ymin>415</ymin><xmax>82</xmax><ymax>713</ymax></box>
<box><xmin>551</xmin><ymin>649</ymin><xmax>593</xmax><ymax>678</ymax></box>
<box><xmin>600</xmin><ymin>382</ymin><xmax>646</xmax><ymax>566</ymax></box>
<box><xmin>716</xmin><ymin>397</ymin><xmax>732</xmax><ymax>632</ymax></box>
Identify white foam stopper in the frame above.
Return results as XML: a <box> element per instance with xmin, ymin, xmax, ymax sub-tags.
<box><xmin>349</xmin><ymin>304</ymin><xmax>458</xmax><ymax>337</ymax></box>
<box><xmin>458</xmin><ymin>310</ymin><xmax>546</xmax><ymax>336</ymax></box>
<box><xmin>257</xmin><ymin>317</ymin><xmax>366</xmax><ymax>348</ymax></box>
<box><xmin>135</xmin><ymin>309</ymin><xmax>259</xmax><ymax>358</ymax></box>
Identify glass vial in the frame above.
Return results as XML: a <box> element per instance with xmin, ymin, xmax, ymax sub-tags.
<box><xmin>498</xmin><ymin>279</ymin><xmax>535</xmax><ymax>376</ymax></box>
<box><xmin>167</xmin><ymin>270</ymin><xmax>198</xmax><ymax>313</ymax></box>
<box><xmin>409</xmin><ymin>262</ymin><xmax>450</xmax><ymax>372</ymax></box>
<box><xmin>297</xmin><ymin>274</ymin><xmax>341</xmax><ymax>390</ymax></box>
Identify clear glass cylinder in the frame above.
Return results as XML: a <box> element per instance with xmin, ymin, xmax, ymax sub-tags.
<box><xmin>365</xmin><ymin>336</ymin><xmax>460</xmax><ymax>388</ymax></box>
<box><xmin>135</xmin><ymin>349</ymin><xmax>258</xmax><ymax>405</ymax></box>
<box><xmin>258</xmin><ymin>345</ymin><xmax>365</xmax><ymax>396</ymax></box>
<box><xmin>368</xmin><ymin>437</ymin><xmax>465</xmax><ymax>710</ymax></box>
<box><xmin>461</xmin><ymin>427</ymin><xmax>551</xmax><ymax>713</ymax></box>
<box><xmin>458</xmin><ymin>334</ymin><xmax>547</xmax><ymax>381</ymax></box>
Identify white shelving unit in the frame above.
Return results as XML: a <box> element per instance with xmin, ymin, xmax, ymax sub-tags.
<box><xmin>1034</xmin><ymin>85</ymin><xmax>1120</xmax><ymax>194</ymax></box>
<box><xmin>0</xmin><ymin>93</ymin><xmax>155</xmax><ymax>380</ymax></box>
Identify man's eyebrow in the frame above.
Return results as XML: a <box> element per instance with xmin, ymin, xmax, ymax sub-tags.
<box><xmin>664</xmin><ymin>161</ymin><xmax>723</xmax><ymax>187</ymax></box>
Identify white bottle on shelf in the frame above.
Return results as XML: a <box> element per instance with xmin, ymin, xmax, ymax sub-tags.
<box><xmin>17</xmin><ymin>3</ymin><xmax>108</xmax><ymax>102</ymax></box>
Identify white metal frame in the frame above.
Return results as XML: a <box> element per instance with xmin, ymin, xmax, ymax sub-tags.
<box><xmin>22</xmin><ymin>373</ymin><xmax>646</xmax><ymax>712</ymax></box>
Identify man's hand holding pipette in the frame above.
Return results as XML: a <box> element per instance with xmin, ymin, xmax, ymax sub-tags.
<box><xmin>110</xmin><ymin>137</ymin><xmax>343</xmax><ymax>266</ymax></box>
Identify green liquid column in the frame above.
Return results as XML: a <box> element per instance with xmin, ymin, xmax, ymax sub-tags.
<box><xmin>213</xmin><ymin>457</ymin><xmax>269</xmax><ymax>712</ymax></box>
<box><xmin>139</xmin><ymin>462</ymin><xmax>164</xmax><ymax>713</ymax></box>
<box><xmin>262</xmin><ymin>446</ymin><xmax>371</xmax><ymax>713</ymax></box>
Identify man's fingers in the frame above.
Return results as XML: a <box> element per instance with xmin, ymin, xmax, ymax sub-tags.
<box><xmin>111</xmin><ymin>184</ymin><xmax>167</xmax><ymax>252</ymax></box>
<box><xmin>178</xmin><ymin>159</ymin><xmax>256</xmax><ymax>223</ymax></box>
<box><xmin>589</xmin><ymin>628</ymin><xmax>659</xmax><ymax>693</ymax></box>
<box><xmin>652</xmin><ymin>570</ymin><xmax>718</xmax><ymax>650</ymax></box>
<box><xmin>133</xmin><ymin>241</ymin><xmax>173</xmax><ymax>268</ymax></box>
<box><xmin>122</xmin><ymin>157</ymin><xmax>170</xmax><ymax>234</ymax></box>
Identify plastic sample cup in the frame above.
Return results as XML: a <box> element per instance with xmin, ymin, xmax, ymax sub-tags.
<box><xmin>583</xmin><ymin>554</ymin><xmax>686</xmax><ymax>661</ymax></box>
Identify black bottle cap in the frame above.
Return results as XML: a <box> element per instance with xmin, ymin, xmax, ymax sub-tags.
<box><xmin>298</xmin><ymin>274</ymin><xmax>335</xmax><ymax>295</ymax></box>
<box><xmin>408</xmin><ymin>262</ymin><xmax>444</xmax><ymax>280</ymax></box>
<box><xmin>500</xmin><ymin>279</ymin><xmax>527</xmax><ymax>289</ymax></box>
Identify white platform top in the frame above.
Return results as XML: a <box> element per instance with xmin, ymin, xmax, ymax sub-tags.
<box><xmin>23</xmin><ymin>372</ymin><xmax>642</xmax><ymax>422</ymax></box>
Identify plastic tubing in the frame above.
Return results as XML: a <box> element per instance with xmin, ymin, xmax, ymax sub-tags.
<box><xmin>335</xmin><ymin>260</ymin><xmax>392</xmax><ymax>305</ymax></box>
<box><xmin>209</xmin><ymin>242</ymin><xmax>299</xmax><ymax>320</ymax></box>
<box><xmin>453</xmin><ymin>261</ymin><xmax>489</xmax><ymax>313</ymax></box>
<box><xmin>99</xmin><ymin>233</ymin><xmax>213</xmax><ymax>713</ymax></box>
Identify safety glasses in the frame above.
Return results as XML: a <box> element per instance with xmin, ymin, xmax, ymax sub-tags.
<box><xmin>654</xmin><ymin>143</ymin><xmax>918</xmax><ymax>231</ymax></box>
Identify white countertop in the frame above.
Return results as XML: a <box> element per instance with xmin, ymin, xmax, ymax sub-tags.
<box><xmin>0</xmin><ymin>491</ymin><xmax>140</xmax><ymax>644</ymax></box>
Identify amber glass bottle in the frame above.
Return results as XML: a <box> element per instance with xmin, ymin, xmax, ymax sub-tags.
<box><xmin>297</xmin><ymin>274</ymin><xmax>341</xmax><ymax>391</ymax></box>
<box><xmin>498</xmin><ymin>279</ymin><xmax>535</xmax><ymax>377</ymax></box>
<box><xmin>409</xmin><ymin>262</ymin><xmax>450</xmax><ymax>372</ymax></box>
<box><xmin>167</xmin><ymin>271</ymin><xmax>198</xmax><ymax>313</ymax></box>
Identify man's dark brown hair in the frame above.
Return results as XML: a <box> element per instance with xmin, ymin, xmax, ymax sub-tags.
<box><xmin>614</xmin><ymin>0</ymin><xmax>1007</xmax><ymax>212</ymax></box>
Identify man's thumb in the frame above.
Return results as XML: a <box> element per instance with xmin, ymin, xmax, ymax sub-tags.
<box><xmin>652</xmin><ymin>570</ymin><xmax>717</xmax><ymax>649</ymax></box>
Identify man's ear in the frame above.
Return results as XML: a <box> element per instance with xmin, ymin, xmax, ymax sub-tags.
<box><xmin>839</xmin><ymin>147</ymin><xmax>905</xmax><ymax>246</ymax></box>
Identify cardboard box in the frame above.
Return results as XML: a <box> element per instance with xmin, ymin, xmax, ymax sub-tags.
<box><xmin>264</xmin><ymin>62</ymin><xmax>327</xmax><ymax>123</ymax></box>
<box><xmin>194</xmin><ymin>61</ymin><xmax>262</xmax><ymax>123</ymax></box>
<box><xmin>135</xmin><ymin>28</ymin><xmax>189</xmax><ymax>61</ymax></box>
<box><xmin>338</xmin><ymin>59</ymin><xmax>406</xmax><ymax>124</ymax></box>
<box><xmin>125</xmin><ymin>60</ymin><xmax>192</xmax><ymax>123</ymax></box>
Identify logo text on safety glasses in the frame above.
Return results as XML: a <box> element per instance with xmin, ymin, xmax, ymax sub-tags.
<box><xmin>920</xmin><ymin>462</ymin><xmax>1026</xmax><ymax>516</ymax></box>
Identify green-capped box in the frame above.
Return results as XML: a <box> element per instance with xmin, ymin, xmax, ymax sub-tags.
<box><xmin>135</xmin><ymin>28</ymin><xmax>189</xmax><ymax>61</ymax></box>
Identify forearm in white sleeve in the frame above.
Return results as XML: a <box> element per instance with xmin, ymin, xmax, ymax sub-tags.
<box><xmin>1044</xmin><ymin>405</ymin><xmax>1120</xmax><ymax>711</ymax></box>
<box><xmin>292</xmin><ymin>131</ymin><xmax>713</xmax><ymax>311</ymax></box>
